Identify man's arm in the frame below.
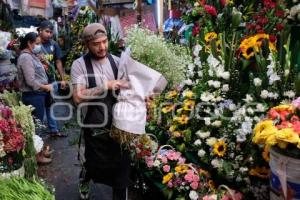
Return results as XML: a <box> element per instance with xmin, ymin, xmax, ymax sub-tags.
<box><xmin>72</xmin><ymin>80</ymin><xmax>130</xmax><ymax>104</ymax></box>
<box><xmin>56</xmin><ymin>59</ymin><xmax>67</xmax><ymax>89</ymax></box>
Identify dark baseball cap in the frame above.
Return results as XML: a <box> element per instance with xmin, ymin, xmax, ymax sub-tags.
<box><xmin>38</xmin><ymin>20</ymin><xmax>54</xmax><ymax>31</ymax></box>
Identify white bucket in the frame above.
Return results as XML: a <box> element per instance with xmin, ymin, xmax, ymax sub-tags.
<box><xmin>269</xmin><ymin>147</ymin><xmax>300</xmax><ymax>200</ymax></box>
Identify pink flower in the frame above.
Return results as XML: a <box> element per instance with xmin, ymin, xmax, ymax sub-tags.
<box><xmin>167</xmin><ymin>181</ymin><xmax>173</xmax><ymax>188</ymax></box>
<box><xmin>192</xmin><ymin>174</ymin><xmax>200</xmax><ymax>182</ymax></box>
<box><xmin>161</xmin><ymin>156</ymin><xmax>168</xmax><ymax>164</ymax></box>
<box><xmin>184</xmin><ymin>170</ymin><xmax>194</xmax><ymax>182</ymax></box>
<box><xmin>203</xmin><ymin>195</ymin><xmax>217</xmax><ymax>200</ymax></box>
<box><xmin>234</xmin><ymin>192</ymin><xmax>243</xmax><ymax>200</ymax></box>
<box><xmin>292</xmin><ymin>97</ymin><xmax>300</xmax><ymax>108</ymax></box>
<box><xmin>178</xmin><ymin>157</ymin><xmax>186</xmax><ymax>165</ymax></box>
<box><xmin>204</xmin><ymin>5</ymin><xmax>217</xmax><ymax>17</ymax></box>
<box><xmin>190</xmin><ymin>181</ymin><xmax>199</xmax><ymax>190</ymax></box>
<box><xmin>146</xmin><ymin>157</ymin><xmax>154</xmax><ymax>168</ymax></box>
<box><xmin>221</xmin><ymin>196</ymin><xmax>230</xmax><ymax>200</ymax></box>
<box><xmin>166</xmin><ymin>151</ymin><xmax>179</xmax><ymax>160</ymax></box>
<box><xmin>163</xmin><ymin>165</ymin><xmax>170</xmax><ymax>172</ymax></box>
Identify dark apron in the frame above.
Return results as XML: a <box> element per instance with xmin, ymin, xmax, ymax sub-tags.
<box><xmin>82</xmin><ymin>53</ymin><xmax>131</xmax><ymax>188</ymax></box>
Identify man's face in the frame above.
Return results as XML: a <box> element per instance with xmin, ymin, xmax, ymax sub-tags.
<box><xmin>87</xmin><ymin>36</ymin><xmax>108</xmax><ymax>60</ymax></box>
<box><xmin>39</xmin><ymin>28</ymin><xmax>53</xmax><ymax>41</ymax></box>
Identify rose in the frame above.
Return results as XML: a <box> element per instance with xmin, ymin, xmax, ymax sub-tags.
<box><xmin>163</xmin><ymin>165</ymin><xmax>171</xmax><ymax>172</ymax></box>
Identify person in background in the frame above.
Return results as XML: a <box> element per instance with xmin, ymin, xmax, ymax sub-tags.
<box><xmin>38</xmin><ymin>20</ymin><xmax>67</xmax><ymax>137</ymax></box>
<box><xmin>17</xmin><ymin>32</ymin><xmax>54</xmax><ymax>164</ymax></box>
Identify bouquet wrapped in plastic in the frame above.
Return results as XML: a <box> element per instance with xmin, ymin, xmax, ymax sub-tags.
<box><xmin>111</xmin><ymin>50</ymin><xmax>167</xmax><ymax>146</ymax></box>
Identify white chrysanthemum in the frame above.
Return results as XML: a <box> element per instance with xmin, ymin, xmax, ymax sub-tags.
<box><xmin>194</xmin><ymin>139</ymin><xmax>202</xmax><ymax>146</ymax></box>
<box><xmin>247</xmin><ymin>108</ymin><xmax>254</xmax><ymax>115</ymax></box>
<box><xmin>193</xmin><ymin>44</ymin><xmax>202</xmax><ymax>56</ymax></box>
<box><xmin>33</xmin><ymin>135</ymin><xmax>44</xmax><ymax>153</ymax></box>
<box><xmin>184</xmin><ymin>79</ymin><xmax>193</xmax><ymax>86</ymax></box>
<box><xmin>197</xmin><ymin>149</ymin><xmax>206</xmax><ymax>157</ymax></box>
<box><xmin>211</xmin><ymin>159</ymin><xmax>223</xmax><ymax>168</ymax></box>
<box><xmin>189</xmin><ymin>191</ymin><xmax>199</xmax><ymax>200</ymax></box>
<box><xmin>284</xmin><ymin>90</ymin><xmax>296</xmax><ymax>98</ymax></box>
<box><xmin>204</xmin><ymin>117</ymin><xmax>211</xmax><ymax>125</ymax></box>
<box><xmin>212</xmin><ymin>120</ymin><xmax>222</xmax><ymax>127</ymax></box>
<box><xmin>213</xmin><ymin>81</ymin><xmax>221</xmax><ymax>88</ymax></box>
<box><xmin>221</xmin><ymin>71</ymin><xmax>230</xmax><ymax>80</ymax></box>
<box><xmin>229</xmin><ymin>103</ymin><xmax>237</xmax><ymax>111</ymax></box>
<box><xmin>256</xmin><ymin>104</ymin><xmax>265</xmax><ymax>112</ymax></box>
<box><xmin>260</xmin><ymin>90</ymin><xmax>269</xmax><ymax>99</ymax></box>
<box><xmin>243</xmin><ymin>94</ymin><xmax>253</xmax><ymax>103</ymax></box>
<box><xmin>269</xmin><ymin>73</ymin><xmax>280</xmax><ymax>85</ymax></box>
<box><xmin>222</xmin><ymin>84</ymin><xmax>229</xmax><ymax>92</ymax></box>
<box><xmin>253</xmin><ymin>78</ymin><xmax>262</xmax><ymax>87</ymax></box>
<box><xmin>196</xmin><ymin>131</ymin><xmax>210</xmax><ymax>139</ymax></box>
<box><xmin>207</xmin><ymin>54</ymin><xmax>220</xmax><ymax>69</ymax></box>
<box><xmin>206</xmin><ymin>137</ymin><xmax>217</xmax><ymax>146</ymax></box>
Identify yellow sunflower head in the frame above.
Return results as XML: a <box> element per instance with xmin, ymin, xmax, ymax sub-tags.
<box><xmin>162</xmin><ymin>105</ymin><xmax>174</xmax><ymax>114</ymax></box>
<box><xmin>183</xmin><ymin>100</ymin><xmax>196</xmax><ymax>111</ymax></box>
<box><xmin>183</xmin><ymin>90</ymin><xmax>194</xmax><ymax>99</ymax></box>
<box><xmin>240</xmin><ymin>36</ymin><xmax>259</xmax><ymax>60</ymax></box>
<box><xmin>205</xmin><ymin>32</ymin><xmax>218</xmax><ymax>42</ymax></box>
<box><xmin>174</xmin><ymin>115</ymin><xmax>189</xmax><ymax>125</ymax></box>
<box><xmin>269</xmin><ymin>42</ymin><xmax>277</xmax><ymax>52</ymax></box>
<box><xmin>213</xmin><ymin>140</ymin><xmax>227</xmax><ymax>157</ymax></box>
<box><xmin>254</xmin><ymin>33</ymin><xmax>269</xmax><ymax>46</ymax></box>
<box><xmin>166</xmin><ymin>90</ymin><xmax>178</xmax><ymax>99</ymax></box>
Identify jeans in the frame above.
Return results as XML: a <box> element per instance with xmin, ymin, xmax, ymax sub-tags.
<box><xmin>22</xmin><ymin>91</ymin><xmax>59</xmax><ymax>133</ymax></box>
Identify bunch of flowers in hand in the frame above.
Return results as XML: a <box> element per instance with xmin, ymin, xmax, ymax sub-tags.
<box><xmin>253</xmin><ymin>97</ymin><xmax>300</xmax><ymax>158</ymax></box>
<box><xmin>0</xmin><ymin>103</ymin><xmax>25</xmax><ymax>173</ymax></box>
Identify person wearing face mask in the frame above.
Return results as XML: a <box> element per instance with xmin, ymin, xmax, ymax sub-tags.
<box><xmin>17</xmin><ymin>32</ymin><xmax>57</xmax><ymax>164</ymax></box>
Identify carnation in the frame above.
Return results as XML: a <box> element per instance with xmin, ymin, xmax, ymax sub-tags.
<box><xmin>198</xmin><ymin>149</ymin><xmax>206</xmax><ymax>157</ymax></box>
<box><xmin>222</xmin><ymin>84</ymin><xmax>229</xmax><ymax>92</ymax></box>
<box><xmin>206</xmin><ymin>137</ymin><xmax>217</xmax><ymax>146</ymax></box>
<box><xmin>253</xmin><ymin>78</ymin><xmax>262</xmax><ymax>86</ymax></box>
<box><xmin>189</xmin><ymin>191</ymin><xmax>199</xmax><ymax>200</ymax></box>
<box><xmin>221</xmin><ymin>71</ymin><xmax>230</xmax><ymax>80</ymax></box>
<box><xmin>260</xmin><ymin>90</ymin><xmax>269</xmax><ymax>99</ymax></box>
<box><xmin>196</xmin><ymin>131</ymin><xmax>210</xmax><ymax>139</ymax></box>
<box><xmin>194</xmin><ymin>139</ymin><xmax>202</xmax><ymax>146</ymax></box>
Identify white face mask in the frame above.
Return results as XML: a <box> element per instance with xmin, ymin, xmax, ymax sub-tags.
<box><xmin>32</xmin><ymin>44</ymin><xmax>42</xmax><ymax>54</ymax></box>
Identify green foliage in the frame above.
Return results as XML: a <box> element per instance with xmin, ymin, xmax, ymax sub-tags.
<box><xmin>125</xmin><ymin>26</ymin><xmax>192</xmax><ymax>85</ymax></box>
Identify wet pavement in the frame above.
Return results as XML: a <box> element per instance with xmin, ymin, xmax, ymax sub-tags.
<box><xmin>37</xmin><ymin>102</ymin><xmax>145</xmax><ymax>200</ymax></box>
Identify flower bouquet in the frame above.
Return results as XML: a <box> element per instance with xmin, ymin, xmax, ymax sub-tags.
<box><xmin>0</xmin><ymin>103</ymin><xmax>25</xmax><ymax>175</ymax></box>
<box><xmin>253</xmin><ymin>98</ymin><xmax>300</xmax><ymax>158</ymax></box>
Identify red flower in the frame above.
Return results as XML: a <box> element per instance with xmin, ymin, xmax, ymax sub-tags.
<box><xmin>200</xmin><ymin>0</ymin><xmax>206</xmax><ymax>6</ymax></box>
<box><xmin>0</xmin><ymin>119</ymin><xmax>10</xmax><ymax>134</ymax></box>
<box><xmin>204</xmin><ymin>5</ymin><xmax>218</xmax><ymax>17</ymax></box>
<box><xmin>292</xmin><ymin>121</ymin><xmax>300</xmax><ymax>134</ymax></box>
<box><xmin>1</xmin><ymin>107</ymin><xmax>12</xmax><ymax>119</ymax></box>
<box><xmin>275</xmin><ymin>10</ymin><xmax>285</xmax><ymax>17</ymax></box>
<box><xmin>279</xmin><ymin>110</ymin><xmax>290</xmax><ymax>121</ymax></box>
<box><xmin>263</xmin><ymin>0</ymin><xmax>276</xmax><ymax>9</ymax></box>
<box><xmin>276</xmin><ymin>23</ymin><xmax>284</xmax><ymax>31</ymax></box>
<box><xmin>246</xmin><ymin>23</ymin><xmax>255</xmax><ymax>30</ymax></box>
<box><xmin>268</xmin><ymin>109</ymin><xmax>280</xmax><ymax>120</ymax></box>
<box><xmin>219</xmin><ymin>0</ymin><xmax>226</xmax><ymax>7</ymax></box>
<box><xmin>258</xmin><ymin>17</ymin><xmax>269</xmax><ymax>25</ymax></box>
<box><xmin>291</xmin><ymin>115</ymin><xmax>299</xmax><ymax>122</ymax></box>
<box><xmin>192</xmin><ymin>25</ymin><xmax>200</xmax><ymax>36</ymax></box>
<box><xmin>269</xmin><ymin>35</ymin><xmax>277</xmax><ymax>43</ymax></box>
<box><xmin>276</xmin><ymin>121</ymin><xmax>292</xmax><ymax>129</ymax></box>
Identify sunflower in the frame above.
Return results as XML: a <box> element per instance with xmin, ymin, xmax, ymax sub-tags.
<box><xmin>269</xmin><ymin>42</ymin><xmax>277</xmax><ymax>52</ymax></box>
<box><xmin>262</xmin><ymin>146</ymin><xmax>270</xmax><ymax>162</ymax></box>
<box><xmin>213</xmin><ymin>140</ymin><xmax>227</xmax><ymax>157</ymax></box>
<box><xmin>249</xmin><ymin>167</ymin><xmax>269</xmax><ymax>179</ymax></box>
<box><xmin>162</xmin><ymin>105</ymin><xmax>174</xmax><ymax>113</ymax></box>
<box><xmin>183</xmin><ymin>100</ymin><xmax>195</xmax><ymax>111</ymax></box>
<box><xmin>166</xmin><ymin>90</ymin><xmax>178</xmax><ymax>99</ymax></box>
<box><xmin>183</xmin><ymin>90</ymin><xmax>194</xmax><ymax>99</ymax></box>
<box><xmin>253</xmin><ymin>33</ymin><xmax>269</xmax><ymax>46</ymax></box>
<box><xmin>162</xmin><ymin>172</ymin><xmax>174</xmax><ymax>184</ymax></box>
<box><xmin>240</xmin><ymin>36</ymin><xmax>259</xmax><ymax>60</ymax></box>
<box><xmin>174</xmin><ymin>115</ymin><xmax>189</xmax><ymax>125</ymax></box>
<box><xmin>208</xmin><ymin>180</ymin><xmax>215</xmax><ymax>190</ymax></box>
<box><xmin>205</xmin><ymin>32</ymin><xmax>218</xmax><ymax>42</ymax></box>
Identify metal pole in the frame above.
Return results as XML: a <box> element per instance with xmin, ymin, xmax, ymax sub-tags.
<box><xmin>136</xmin><ymin>0</ymin><xmax>142</xmax><ymax>24</ymax></box>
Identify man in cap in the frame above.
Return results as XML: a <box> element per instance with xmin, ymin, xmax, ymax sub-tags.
<box><xmin>38</xmin><ymin>20</ymin><xmax>67</xmax><ymax>137</ymax></box>
<box><xmin>71</xmin><ymin>23</ymin><xmax>131</xmax><ymax>200</ymax></box>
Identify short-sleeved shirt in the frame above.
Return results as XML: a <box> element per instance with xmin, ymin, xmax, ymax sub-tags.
<box><xmin>41</xmin><ymin>39</ymin><xmax>62</xmax><ymax>82</ymax></box>
<box><xmin>71</xmin><ymin>55</ymin><xmax>120</xmax><ymax>88</ymax></box>
<box><xmin>71</xmin><ymin>55</ymin><xmax>120</xmax><ymax>118</ymax></box>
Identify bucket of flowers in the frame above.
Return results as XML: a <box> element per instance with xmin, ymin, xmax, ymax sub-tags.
<box><xmin>0</xmin><ymin>103</ymin><xmax>25</xmax><ymax>177</ymax></box>
<box><xmin>253</xmin><ymin>97</ymin><xmax>300</xmax><ymax>199</ymax></box>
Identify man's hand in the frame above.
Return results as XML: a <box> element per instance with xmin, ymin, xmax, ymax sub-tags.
<box><xmin>60</xmin><ymin>80</ymin><xmax>67</xmax><ymax>90</ymax></box>
<box><xmin>42</xmin><ymin>84</ymin><xmax>53</xmax><ymax>92</ymax></box>
<box><xmin>106</xmin><ymin>80</ymin><xmax>130</xmax><ymax>90</ymax></box>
